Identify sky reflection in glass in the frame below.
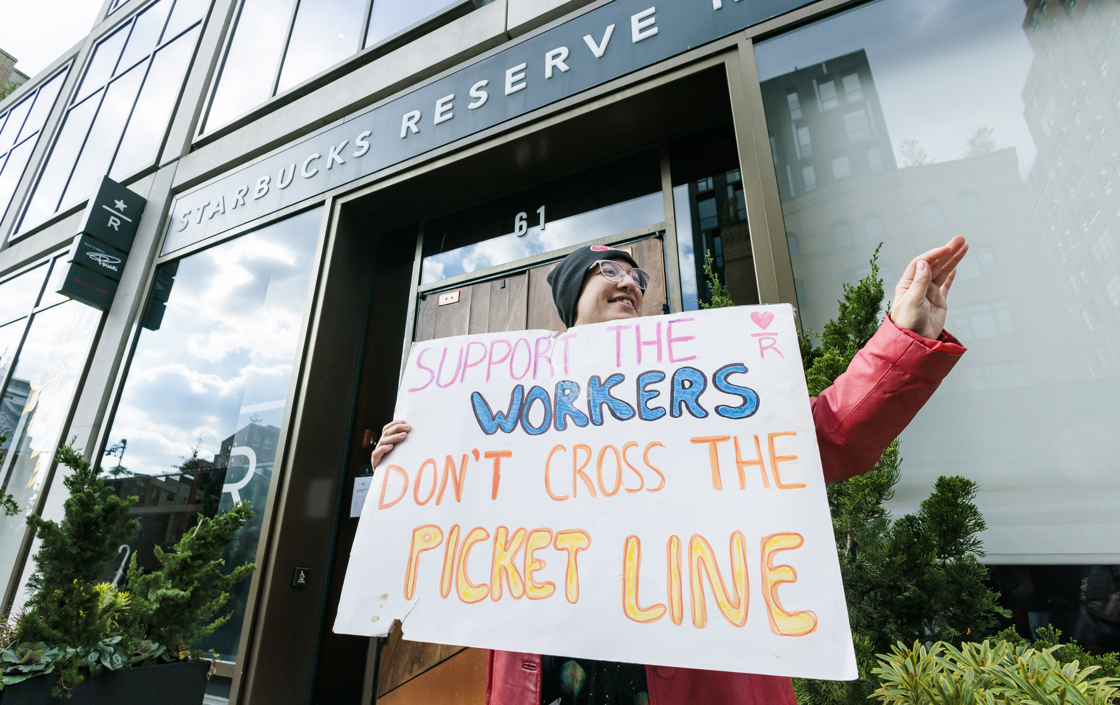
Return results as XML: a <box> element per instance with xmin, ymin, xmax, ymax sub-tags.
<box><xmin>18</xmin><ymin>93</ymin><xmax>100</xmax><ymax>232</ymax></box>
<box><xmin>105</xmin><ymin>206</ymin><xmax>321</xmax><ymax>477</ymax></box>
<box><xmin>0</xmin><ymin>322</ymin><xmax>23</xmax><ymax>392</ymax></box>
<box><xmin>0</xmin><ymin>98</ymin><xmax>32</xmax><ymax>156</ymax></box>
<box><xmin>62</xmin><ymin>59</ymin><xmax>149</xmax><ymax>208</ymax></box>
<box><xmin>117</xmin><ymin>1</ymin><xmax>174</xmax><ymax>73</ymax></box>
<box><xmin>205</xmin><ymin>0</ymin><xmax>296</xmax><ymax>130</ymax></box>
<box><xmin>100</xmin><ymin>207</ymin><xmax>322</xmax><ymax>661</ymax></box>
<box><xmin>754</xmin><ymin>0</ymin><xmax>1120</xmax><ymax>559</ymax></box>
<box><xmin>673</xmin><ymin>184</ymin><xmax>699</xmax><ymax>311</ymax></box>
<box><xmin>421</xmin><ymin>192</ymin><xmax>664</xmax><ymax>284</ymax></box>
<box><xmin>76</xmin><ymin>26</ymin><xmax>129</xmax><ymax>103</ymax></box>
<box><xmin>206</xmin><ymin>0</ymin><xmax>460</xmax><ymax>132</ymax></box>
<box><xmin>112</xmin><ymin>27</ymin><xmax>202</xmax><ymax>179</ymax></box>
<box><xmin>0</xmin><ymin>265</ymin><xmax>47</xmax><ymax>327</ymax></box>
<box><xmin>163</xmin><ymin>0</ymin><xmax>211</xmax><ymax>41</ymax></box>
<box><xmin>0</xmin><ymin>69</ymin><xmax>68</xmax><ymax>223</ymax></box>
<box><xmin>365</xmin><ymin>0</ymin><xmax>455</xmax><ymax>48</ymax></box>
<box><xmin>277</xmin><ymin>0</ymin><xmax>366</xmax><ymax>93</ymax></box>
<box><xmin>15</xmin><ymin>0</ymin><xmax>205</xmax><ymax>237</ymax></box>
<box><xmin>0</xmin><ymin>303</ymin><xmax>101</xmax><ymax>591</ymax></box>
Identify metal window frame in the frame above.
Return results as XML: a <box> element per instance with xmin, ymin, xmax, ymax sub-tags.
<box><xmin>86</xmin><ymin>197</ymin><xmax>330</xmax><ymax>705</ymax></box>
<box><xmin>0</xmin><ymin>65</ymin><xmax>74</xmax><ymax>225</ymax></box>
<box><xmin>195</xmin><ymin>0</ymin><xmax>475</xmax><ymax>141</ymax></box>
<box><xmin>0</xmin><ymin>258</ymin><xmax>108</xmax><ymax>613</ymax></box>
<box><xmin>9</xmin><ymin>0</ymin><xmax>209</xmax><ymax>243</ymax></box>
<box><xmin>6</xmin><ymin>3</ymin><xmax>207</xmax><ymax>244</ymax></box>
<box><xmin>0</xmin><ymin>257</ymin><xmax>57</xmax><ymax>403</ymax></box>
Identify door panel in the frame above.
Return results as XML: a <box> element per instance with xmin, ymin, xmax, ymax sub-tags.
<box><xmin>415</xmin><ymin>272</ymin><xmax>529</xmax><ymax>342</ymax></box>
<box><xmin>379</xmin><ymin>649</ymin><xmax>487</xmax><ymax>705</ymax></box>
<box><xmin>379</xmin><ymin>237</ymin><xmax>666</xmax><ymax>702</ymax></box>
<box><xmin>378</xmin><ymin>626</ymin><xmax>467</xmax><ymax>697</ymax></box>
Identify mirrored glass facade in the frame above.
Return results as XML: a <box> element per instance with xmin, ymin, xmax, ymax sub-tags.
<box><xmin>0</xmin><ymin>69</ymin><xmax>69</xmax><ymax>224</ymax></box>
<box><xmin>204</xmin><ymin>0</ymin><xmax>458</xmax><ymax>132</ymax></box>
<box><xmin>97</xmin><ymin>207</ymin><xmax>322</xmax><ymax>661</ymax></box>
<box><xmin>755</xmin><ymin>0</ymin><xmax>1120</xmax><ymax>560</ymax></box>
<box><xmin>15</xmin><ymin>0</ymin><xmax>207</xmax><ymax>237</ymax></box>
<box><xmin>0</xmin><ymin>264</ymin><xmax>100</xmax><ymax>593</ymax></box>
<box><xmin>421</xmin><ymin>151</ymin><xmax>663</xmax><ymax>284</ymax></box>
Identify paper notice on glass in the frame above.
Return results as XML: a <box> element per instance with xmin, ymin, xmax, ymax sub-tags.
<box><xmin>350</xmin><ymin>476</ymin><xmax>373</xmax><ymax>518</ymax></box>
<box><xmin>334</xmin><ymin>306</ymin><xmax>856</xmax><ymax>681</ymax></box>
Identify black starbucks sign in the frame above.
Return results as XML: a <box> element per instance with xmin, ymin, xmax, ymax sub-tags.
<box><xmin>56</xmin><ymin>176</ymin><xmax>146</xmax><ymax>310</ymax></box>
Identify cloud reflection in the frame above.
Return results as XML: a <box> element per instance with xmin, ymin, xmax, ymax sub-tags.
<box><xmin>102</xmin><ymin>208</ymin><xmax>322</xmax><ymax>477</ymax></box>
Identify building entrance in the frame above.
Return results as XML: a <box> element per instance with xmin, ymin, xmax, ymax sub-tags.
<box><xmin>375</xmin><ymin>235</ymin><xmax>667</xmax><ymax>704</ymax></box>
<box><xmin>297</xmin><ymin>60</ymin><xmax>770</xmax><ymax>705</ymax></box>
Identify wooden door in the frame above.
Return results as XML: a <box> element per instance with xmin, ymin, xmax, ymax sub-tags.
<box><xmin>377</xmin><ymin>237</ymin><xmax>667</xmax><ymax>703</ymax></box>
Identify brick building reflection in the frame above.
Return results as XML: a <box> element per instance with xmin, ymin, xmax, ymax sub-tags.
<box><xmin>104</xmin><ymin>421</ymin><xmax>280</xmax><ymax>577</ymax></box>
<box><xmin>752</xmin><ymin>0</ymin><xmax>1120</xmax><ymax>649</ymax></box>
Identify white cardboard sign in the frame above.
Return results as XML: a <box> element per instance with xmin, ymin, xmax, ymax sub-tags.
<box><xmin>335</xmin><ymin>305</ymin><xmax>856</xmax><ymax>680</ymax></box>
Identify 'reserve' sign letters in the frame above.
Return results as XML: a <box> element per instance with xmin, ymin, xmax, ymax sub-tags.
<box><xmin>335</xmin><ymin>306</ymin><xmax>857</xmax><ymax>680</ymax></box>
<box><xmin>164</xmin><ymin>0</ymin><xmax>815</xmax><ymax>255</ymax></box>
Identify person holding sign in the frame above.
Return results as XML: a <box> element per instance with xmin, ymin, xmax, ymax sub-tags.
<box><xmin>369</xmin><ymin>236</ymin><xmax>968</xmax><ymax>705</ymax></box>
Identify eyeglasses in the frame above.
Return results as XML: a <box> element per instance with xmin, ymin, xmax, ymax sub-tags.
<box><xmin>593</xmin><ymin>259</ymin><xmax>650</xmax><ymax>292</ymax></box>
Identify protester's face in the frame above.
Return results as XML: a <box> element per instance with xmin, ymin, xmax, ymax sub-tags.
<box><xmin>572</xmin><ymin>259</ymin><xmax>645</xmax><ymax>326</ymax></box>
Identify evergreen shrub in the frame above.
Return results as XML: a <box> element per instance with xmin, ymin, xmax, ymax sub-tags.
<box><xmin>1</xmin><ymin>443</ymin><xmax>256</xmax><ymax>697</ymax></box>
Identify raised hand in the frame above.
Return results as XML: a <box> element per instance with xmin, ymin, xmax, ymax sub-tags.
<box><xmin>371</xmin><ymin>420</ymin><xmax>410</xmax><ymax>469</ymax></box>
<box><xmin>890</xmin><ymin>236</ymin><xmax>969</xmax><ymax>340</ymax></box>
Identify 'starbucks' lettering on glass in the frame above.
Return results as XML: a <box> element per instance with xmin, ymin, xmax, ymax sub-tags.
<box><xmin>165</xmin><ymin>0</ymin><xmax>810</xmax><ymax>255</ymax></box>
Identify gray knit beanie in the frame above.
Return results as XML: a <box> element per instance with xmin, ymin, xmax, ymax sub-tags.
<box><xmin>547</xmin><ymin>245</ymin><xmax>639</xmax><ymax>328</ymax></box>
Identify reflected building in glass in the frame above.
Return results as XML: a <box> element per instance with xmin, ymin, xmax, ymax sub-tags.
<box><xmin>762</xmin><ymin>49</ymin><xmax>897</xmax><ymax>200</ymax></box>
<box><xmin>1</xmin><ymin>0</ymin><xmax>1119</xmax><ymax>701</ymax></box>
<box><xmin>1021</xmin><ymin>0</ymin><xmax>1120</xmax><ymax>376</ymax></box>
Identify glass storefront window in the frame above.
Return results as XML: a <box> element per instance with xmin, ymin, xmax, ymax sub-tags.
<box><xmin>422</xmin><ymin>194</ymin><xmax>664</xmax><ymax>284</ymax></box>
<box><xmin>204</xmin><ymin>0</ymin><xmax>297</xmax><ymax>131</ymax></box>
<box><xmin>0</xmin><ymin>264</ymin><xmax>48</xmax><ymax>326</ymax></box>
<box><xmin>990</xmin><ymin>564</ymin><xmax>1120</xmax><ymax>653</ymax></box>
<box><xmin>98</xmin><ymin>206</ymin><xmax>323</xmax><ymax>662</ymax></box>
<box><xmin>673</xmin><ymin>169</ymin><xmax>751</xmax><ymax>310</ymax></box>
<box><xmin>754</xmin><ymin>0</ymin><xmax>1120</xmax><ymax>564</ymax></box>
<box><xmin>204</xmin><ymin>0</ymin><xmax>458</xmax><ymax>132</ymax></box>
<box><xmin>0</xmin><ymin>68</ymin><xmax>69</xmax><ymax>224</ymax></box>
<box><xmin>277</xmin><ymin>0</ymin><xmax>368</xmax><ymax>94</ymax></box>
<box><xmin>15</xmin><ymin>0</ymin><xmax>207</xmax><ymax>237</ymax></box>
<box><xmin>365</xmin><ymin>0</ymin><xmax>456</xmax><ymax>48</ymax></box>
<box><xmin>0</xmin><ymin>302</ymin><xmax>101</xmax><ymax>588</ymax></box>
<box><xmin>420</xmin><ymin>151</ymin><xmax>663</xmax><ymax>285</ymax></box>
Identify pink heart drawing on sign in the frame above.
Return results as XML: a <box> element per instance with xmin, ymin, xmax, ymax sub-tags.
<box><xmin>750</xmin><ymin>311</ymin><xmax>775</xmax><ymax>330</ymax></box>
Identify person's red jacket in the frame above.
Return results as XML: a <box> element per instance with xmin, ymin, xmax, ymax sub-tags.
<box><xmin>486</xmin><ymin>317</ymin><xmax>966</xmax><ymax>705</ymax></box>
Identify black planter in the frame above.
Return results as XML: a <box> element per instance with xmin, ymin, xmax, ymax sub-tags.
<box><xmin>0</xmin><ymin>661</ymin><xmax>210</xmax><ymax>704</ymax></box>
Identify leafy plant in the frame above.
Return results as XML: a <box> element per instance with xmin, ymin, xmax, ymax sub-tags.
<box><xmin>93</xmin><ymin>583</ymin><xmax>132</xmax><ymax>638</ymax></box>
<box><xmin>872</xmin><ymin>639</ymin><xmax>1120</xmax><ymax>704</ymax></box>
<box><xmin>0</xmin><ymin>443</ymin><xmax>256</xmax><ymax>696</ymax></box>
<box><xmin>0</xmin><ymin>80</ymin><xmax>17</xmax><ymax>103</ymax></box>
<box><xmin>128</xmin><ymin>501</ymin><xmax>256</xmax><ymax>659</ymax></box>
<box><xmin>698</xmin><ymin>250</ymin><xmax>735</xmax><ymax>309</ymax></box>
<box><xmin>0</xmin><ymin>643</ymin><xmax>63</xmax><ymax>687</ymax></box>
<box><xmin>998</xmin><ymin>625</ymin><xmax>1120</xmax><ymax>681</ymax></box>
<box><xmin>700</xmin><ymin>245</ymin><xmax>1007</xmax><ymax>702</ymax></box>
<box><xmin>16</xmin><ymin>443</ymin><xmax>139</xmax><ymax>681</ymax></box>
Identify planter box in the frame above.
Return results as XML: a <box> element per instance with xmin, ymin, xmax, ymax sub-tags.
<box><xmin>0</xmin><ymin>661</ymin><xmax>210</xmax><ymax>704</ymax></box>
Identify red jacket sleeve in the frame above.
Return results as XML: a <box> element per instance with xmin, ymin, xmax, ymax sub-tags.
<box><xmin>811</xmin><ymin>317</ymin><xmax>965</xmax><ymax>484</ymax></box>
